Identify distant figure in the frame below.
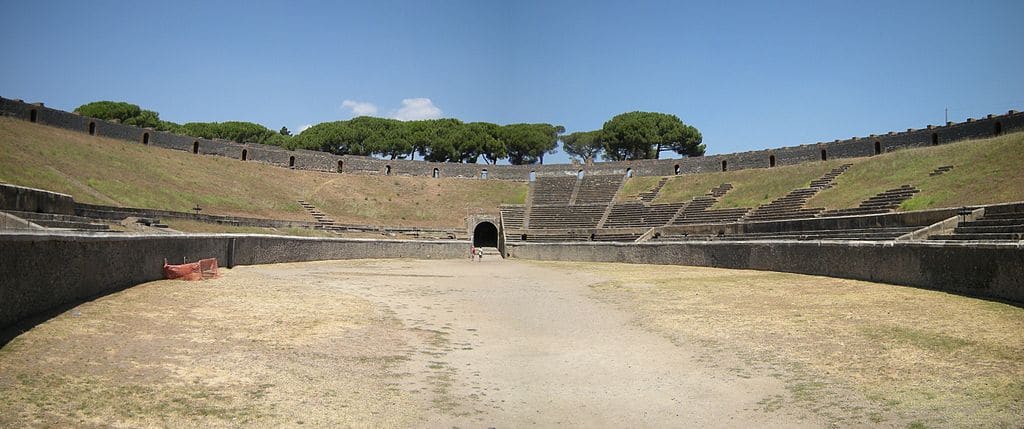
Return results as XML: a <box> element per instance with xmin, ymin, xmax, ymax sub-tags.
<box><xmin>470</xmin><ymin>246</ymin><xmax>476</xmax><ymax>260</ymax></box>
<box><xmin>476</xmin><ymin>247</ymin><xmax>484</xmax><ymax>261</ymax></box>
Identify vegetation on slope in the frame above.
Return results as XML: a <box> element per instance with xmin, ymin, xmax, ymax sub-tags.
<box><xmin>0</xmin><ymin>118</ymin><xmax>526</xmax><ymax>227</ymax></box>
<box><xmin>809</xmin><ymin>132</ymin><xmax>1024</xmax><ymax>211</ymax></box>
<box><xmin>622</xmin><ymin>131</ymin><xmax>1024</xmax><ymax>211</ymax></box>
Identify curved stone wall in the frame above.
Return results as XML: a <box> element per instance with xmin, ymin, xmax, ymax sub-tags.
<box><xmin>2</xmin><ymin>96</ymin><xmax>1021</xmax><ymax>181</ymax></box>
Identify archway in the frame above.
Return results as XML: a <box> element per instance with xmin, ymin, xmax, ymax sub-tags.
<box><xmin>432</xmin><ymin>168</ymin><xmax>439</xmax><ymax>178</ymax></box>
<box><xmin>193</xmin><ymin>141</ymin><xmax>200</xmax><ymax>154</ymax></box>
<box><xmin>472</xmin><ymin>221</ymin><xmax>498</xmax><ymax>248</ymax></box>
<box><xmin>241</xmin><ymin>149</ymin><xmax>248</xmax><ymax>161</ymax></box>
<box><xmin>721</xmin><ymin>160</ymin><xmax>727</xmax><ymax>171</ymax></box>
<box><xmin>577</xmin><ymin>169</ymin><xmax>584</xmax><ymax>179</ymax></box>
<box><xmin>30</xmin><ymin>109</ymin><xmax>37</xmax><ymax>123</ymax></box>
<box><xmin>874</xmin><ymin>141</ymin><xmax>881</xmax><ymax>155</ymax></box>
<box><xmin>994</xmin><ymin>122</ymin><xmax>1002</xmax><ymax>136</ymax></box>
<box><xmin>385</xmin><ymin>165</ymin><xmax>391</xmax><ymax>175</ymax></box>
<box><xmin>88</xmin><ymin>122</ymin><xmax>96</xmax><ymax>136</ymax></box>
<box><xmin>142</xmin><ymin>132</ymin><xmax>149</xmax><ymax>145</ymax></box>
<box><xmin>931</xmin><ymin>133</ymin><xmax>938</xmax><ymax>145</ymax></box>
<box><xmin>625</xmin><ymin>168</ymin><xmax>633</xmax><ymax>178</ymax></box>
<box><xmin>820</xmin><ymin>149</ymin><xmax>827</xmax><ymax>161</ymax></box>
<box><xmin>289</xmin><ymin>156</ymin><xmax>295</xmax><ymax>167</ymax></box>
<box><xmin>337</xmin><ymin>160</ymin><xmax>344</xmax><ymax>173</ymax></box>
<box><xmin>529</xmin><ymin>170</ymin><xmax>536</xmax><ymax>182</ymax></box>
<box><xmin>769</xmin><ymin>155</ymin><xmax>776</xmax><ymax>168</ymax></box>
<box><xmin>674</xmin><ymin>164</ymin><xmax>680</xmax><ymax>175</ymax></box>
<box><xmin>480</xmin><ymin>169</ymin><xmax>488</xmax><ymax>179</ymax></box>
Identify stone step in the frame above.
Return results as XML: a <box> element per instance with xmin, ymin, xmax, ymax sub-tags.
<box><xmin>930</xmin><ymin>233</ymin><xmax>1024</xmax><ymax>241</ymax></box>
<box><xmin>955</xmin><ymin>225</ymin><xmax>1024</xmax><ymax>234</ymax></box>
<box><xmin>960</xmin><ymin>219</ymin><xmax>1024</xmax><ymax>227</ymax></box>
<box><xmin>32</xmin><ymin>219</ymin><xmax>110</xmax><ymax>230</ymax></box>
<box><xmin>980</xmin><ymin>212</ymin><xmax>1024</xmax><ymax>220</ymax></box>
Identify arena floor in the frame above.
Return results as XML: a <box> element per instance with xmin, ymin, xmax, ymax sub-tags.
<box><xmin>1</xmin><ymin>258</ymin><xmax>1021</xmax><ymax>428</ymax></box>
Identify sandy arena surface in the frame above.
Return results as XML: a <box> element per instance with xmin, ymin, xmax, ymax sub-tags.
<box><xmin>1</xmin><ymin>258</ymin><xmax>1021</xmax><ymax>428</ymax></box>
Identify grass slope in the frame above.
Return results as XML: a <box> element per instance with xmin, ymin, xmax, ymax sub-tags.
<box><xmin>0</xmin><ymin>118</ymin><xmax>525</xmax><ymax>227</ymax></box>
<box><xmin>622</xmin><ymin>131</ymin><xmax>1024</xmax><ymax>211</ymax></box>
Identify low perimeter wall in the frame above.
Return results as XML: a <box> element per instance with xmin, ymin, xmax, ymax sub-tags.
<box><xmin>510</xmin><ymin>241</ymin><xmax>1024</xmax><ymax>305</ymax></box>
<box><xmin>0</xmin><ymin>233</ymin><xmax>468</xmax><ymax>329</ymax></box>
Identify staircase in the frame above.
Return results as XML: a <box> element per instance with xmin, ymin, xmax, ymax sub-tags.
<box><xmin>929</xmin><ymin>207</ymin><xmax>1024</xmax><ymax>241</ymax></box>
<box><xmin>638</xmin><ymin>178</ymin><xmax>670</xmax><ymax>202</ymax></box>
<box><xmin>820</xmin><ymin>185</ymin><xmax>919</xmax><ymax>217</ymax></box>
<box><xmin>742</xmin><ymin>164</ymin><xmax>852</xmax><ymax>222</ymax></box>
<box><xmin>298</xmin><ymin>200</ymin><xmax>337</xmax><ymax>229</ymax></box>
<box><xmin>671</xmin><ymin>183</ymin><xmax>749</xmax><ymax>224</ymax></box>
<box><xmin>929</xmin><ymin>165</ymin><xmax>954</xmax><ymax>176</ymax></box>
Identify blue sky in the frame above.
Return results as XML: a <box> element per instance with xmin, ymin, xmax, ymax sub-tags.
<box><xmin>1</xmin><ymin>0</ymin><xmax>1021</xmax><ymax>164</ymax></box>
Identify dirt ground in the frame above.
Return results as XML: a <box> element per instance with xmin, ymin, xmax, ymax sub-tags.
<box><xmin>0</xmin><ymin>258</ymin><xmax>1021</xmax><ymax>428</ymax></box>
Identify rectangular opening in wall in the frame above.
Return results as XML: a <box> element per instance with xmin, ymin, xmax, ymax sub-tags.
<box><xmin>29</xmin><ymin>109</ymin><xmax>37</xmax><ymax>123</ymax></box>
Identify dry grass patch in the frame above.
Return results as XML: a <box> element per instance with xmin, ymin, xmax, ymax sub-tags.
<box><xmin>0</xmin><ymin>118</ymin><xmax>526</xmax><ymax>227</ymax></box>
<box><xmin>531</xmin><ymin>261</ymin><xmax>1024</xmax><ymax>428</ymax></box>
<box><xmin>0</xmin><ymin>265</ymin><xmax>426</xmax><ymax>427</ymax></box>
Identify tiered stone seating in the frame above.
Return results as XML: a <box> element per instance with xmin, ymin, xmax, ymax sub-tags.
<box><xmin>820</xmin><ymin>185</ymin><xmax>919</xmax><ymax>217</ymax></box>
<box><xmin>531</xmin><ymin>176</ymin><xmax>577</xmax><ymax>206</ymax></box>
<box><xmin>3</xmin><ymin>210</ymin><xmax>111</xmax><ymax>231</ymax></box>
<box><xmin>528</xmin><ymin>205</ymin><xmax>607</xmax><ymax>229</ymax></box>
<box><xmin>591</xmin><ymin>231</ymin><xmax>643</xmax><ymax>242</ymax></box>
<box><xmin>742</xmin><ymin>164</ymin><xmax>852</xmax><ymax>222</ymax></box>
<box><xmin>656</xmin><ymin>226</ymin><xmax>918</xmax><ymax>241</ymax></box>
<box><xmin>929</xmin><ymin>208</ymin><xmax>1024</xmax><ymax>241</ymax></box>
<box><xmin>638</xmin><ymin>178</ymin><xmax>669</xmax><ymax>202</ymax></box>
<box><xmin>500</xmin><ymin>205</ymin><xmax>526</xmax><ymax>229</ymax></box>
<box><xmin>602</xmin><ymin>202</ymin><xmax>686</xmax><ymax>228</ymax></box>
<box><xmin>574</xmin><ymin>175</ymin><xmax>623</xmax><ymax>205</ymax></box>
<box><xmin>505</xmin><ymin>231</ymin><xmax>581</xmax><ymax>243</ymax></box>
<box><xmin>671</xmin><ymin>184</ymin><xmax>748</xmax><ymax>224</ymax></box>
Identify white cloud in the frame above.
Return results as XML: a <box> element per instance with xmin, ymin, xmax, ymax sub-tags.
<box><xmin>389</xmin><ymin>98</ymin><xmax>443</xmax><ymax>121</ymax></box>
<box><xmin>341</xmin><ymin>99</ymin><xmax>379</xmax><ymax>117</ymax></box>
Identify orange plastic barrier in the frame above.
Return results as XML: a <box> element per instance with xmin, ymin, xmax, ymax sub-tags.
<box><xmin>163</xmin><ymin>258</ymin><xmax>219</xmax><ymax>281</ymax></box>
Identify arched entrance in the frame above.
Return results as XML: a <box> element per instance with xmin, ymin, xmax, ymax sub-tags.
<box><xmin>472</xmin><ymin>221</ymin><xmax>498</xmax><ymax>248</ymax></box>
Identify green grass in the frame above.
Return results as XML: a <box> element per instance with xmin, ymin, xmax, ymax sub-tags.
<box><xmin>809</xmin><ymin>132</ymin><xmax>1024</xmax><ymax>210</ymax></box>
<box><xmin>616</xmin><ymin>176</ymin><xmax>661</xmax><ymax>202</ymax></box>
<box><xmin>623</xmin><ymin>131</ymin><xmax>1024</xmax><ymax>211</ymax></box>
<box><xmin>0</xmin><ymin>118</ymin><xmax>526</xmax><ymax>227</ymax></box>
<box><xmin>648</xmin><ymin>160</ymin><xmax>846</xmax><ymax>208</ymax></box>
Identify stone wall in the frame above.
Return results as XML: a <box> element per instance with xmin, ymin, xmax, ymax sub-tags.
<box><xmin>3</xmin><ymin>96</ymin><xmax>1022</xmax><ymax>181</ymax></box>
<box><xmin>0</xmin><ymin>184</ymin><xmax>75</xmax><ymax>215</ymax></box>
<box><xmin>509</xmin><ymin>241</ymin><xmax>1024</xmax><ymax>305</ymax></box>
<box><xmin>0</xmin><ymin>233</ymin><xmax>469</xmax><ymax>329</ymax></box>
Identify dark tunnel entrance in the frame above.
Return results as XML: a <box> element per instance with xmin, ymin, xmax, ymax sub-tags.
<box><xmin>473</xmin><ymin>221</ymin><xmax>498</xmax><ymax>248</ymax></box>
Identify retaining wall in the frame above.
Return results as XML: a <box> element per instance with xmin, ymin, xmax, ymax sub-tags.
<box><xmin>509</xmin><ymin>241</ymin><xmax>1024</xmax><ymax>305</ymax></box>
<box><xmin>3</xmin><ymin>97</ymin><xmax>1022</xmax><ymax>180</ymax></box>
<box><xmin>0</xmin><ymin>184</ymin><xmax>75</xmax><ymax>215</ymax></box>
<box><xmin>0</xmin><ymin>233</ymin><xmax>468</xmax><ymax>329</ymax></box>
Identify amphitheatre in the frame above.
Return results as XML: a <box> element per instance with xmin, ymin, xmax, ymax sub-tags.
<box><xmin>0</xmin><ymin>96</ymin><xmax>1022</xmax><ymax>427</ymax></box>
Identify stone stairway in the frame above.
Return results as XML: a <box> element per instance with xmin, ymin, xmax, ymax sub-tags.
<box><xmin>3</xmin><ymin>210</ymin><xmax>111</xmax><ymax>231</ymax></box>
<box><xmin>929</xmin><ymin>165</ymin><xmax>954</xmax><ymax>176</ymax></box>
<box><xmin>820</xmin><ymin>185</ymin><xmax>919</xmax><ymax>217</ymax></box>
<box><xmin>638</xmin><ymin>178</ymin><xmax>670</xmax><ymax>202</ymax></box>
<box><xmin>671</xmin><ymin>183</ymin><xmax>749</xmax><ymax>224</ymax></box>
<box><xmin>929</xmin><ymin>208</ymin><xmax>1024</xmax><ymax>241</ymax></box>
<box><xmin>742</xmin><ymin>164</ymin><xmax>852</xmax><ymax>222</ymax></box>
<box><xmin>298</xmin><ymin>200</ymin><xmax>337</xmax><ymax>229</ymax></box>
<box><xmin>499</xmin><ymin>205</ymin><xmax>526</xmax><ymax>229</ymax></box>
